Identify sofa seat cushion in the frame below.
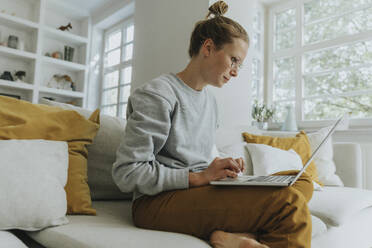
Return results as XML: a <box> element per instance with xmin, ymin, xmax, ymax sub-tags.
<box><xmin>27</xmin><ymin>201</ymin><xmax>326</xmax><ymax>247</ymax></box>
<box><xmin>311</xmin><ymin>215</ymin><xmax>327</xmax><ymax>238</ymax></box>
<box><xmin>26</xmin><ymin>201</ymin><xmax>210</xmax><ymax>248</ymax></box>
<box><xmin>0</xmin><ymin>231</ymin><xmax>28</xmax><ymax>248</ymax></box>
<box><xmin>309</xmin><ymin>186</ymin><xmax>372</xmax><ymax>226</ymax></box>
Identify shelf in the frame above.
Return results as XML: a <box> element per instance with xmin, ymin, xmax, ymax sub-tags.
<box><xmin>0</xmin><ymin>13</ymin><xmax>39</xmax><ymax>31</ymax></box>
<box><xmin>0</xmin><ymin>46</ymin><xmax>37</xmax><ymax>61</ymax></box>
<box><xmin>42</xmin><ymin>26</ymin><xmax>88</xmax><ymax>45</ymax></box>
<box><xmin>42</xmin><ymin>56</ymin><xmax>86</xmax><ymax>71</ymax></box>
<box><xmin>39</xmin><ymin>86</ymin><xmax>84</xmax><ymax>98</ymax></box>
<box><xmin>0</xmin><ymin>79</ymin><xmax>34</xmax><ymax>90</ymax></box>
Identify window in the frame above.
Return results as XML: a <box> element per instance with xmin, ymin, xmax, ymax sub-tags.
<box><xmin>101</xmin><ymin>19</ymin><xmax>134</xmax><ymax>118</ymax></box>
<box><xmin>251</xmin><ymin>7</ymin><xmax>264</xmax><ymax>103</ymax></box>
<box><xmin>268</xmin><ymin>0</ymin><xmax>372</xmax><ymax>125</ymax></box>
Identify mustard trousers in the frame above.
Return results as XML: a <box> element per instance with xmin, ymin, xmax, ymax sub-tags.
<box><xmin>132</xmin><ymin>172</ymin><xmax>314</xmax><ymax>248</ymax></box>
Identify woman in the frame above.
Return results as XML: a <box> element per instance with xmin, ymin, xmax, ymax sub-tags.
<box><xmin>113</xmin><ymin>1</ymin><xmax>313</xmax><ymax>248</ymax></box>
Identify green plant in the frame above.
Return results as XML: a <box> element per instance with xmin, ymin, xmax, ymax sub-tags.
<box><xmin>251</xmin><ymin>100</ymin><xmax>275</xmax><ymax>122</ymax></box>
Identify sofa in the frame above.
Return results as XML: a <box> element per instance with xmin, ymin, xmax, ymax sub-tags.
<box><xmin>3</xmin><ymin>100</ymin><xmax>372</xmax><ymax>248</ymax></box>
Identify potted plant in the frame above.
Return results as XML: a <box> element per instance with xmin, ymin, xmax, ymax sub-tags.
<box><xmin>251</xmin><ymin>100</ymin><xmax>275</xmax><ymax>130</ymax></box>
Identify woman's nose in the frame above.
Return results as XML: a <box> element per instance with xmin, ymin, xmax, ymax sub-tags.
<box><xmin>230</xmin><ymin>69</ymin><xmax>238</xmax><ymax>77</ymax></box>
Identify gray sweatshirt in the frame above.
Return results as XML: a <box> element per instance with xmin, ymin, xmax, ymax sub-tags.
<box><xmin>112</xmin><ymin>73</ymin><xmax>218</xmax><ymax>200</ymax></box>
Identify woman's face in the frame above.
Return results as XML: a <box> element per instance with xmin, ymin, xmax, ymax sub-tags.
<box><xmin>202</xmin><ymin>38</ymin><xmax>249</xmax><ymax>88</ymax></box>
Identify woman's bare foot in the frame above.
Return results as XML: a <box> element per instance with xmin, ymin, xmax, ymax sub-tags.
<box><xmin>210</xmin><ymin>230</ymin><xmax>269</xmax><ymax>248</ymax></box>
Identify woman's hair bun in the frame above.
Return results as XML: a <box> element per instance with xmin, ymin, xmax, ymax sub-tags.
<box><xmin>207</xmin><ymin>1</ymin><xmax>228</xmax><ymax>18</ymax></box>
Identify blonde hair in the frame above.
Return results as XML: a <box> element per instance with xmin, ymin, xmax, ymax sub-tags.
<box><xmin>188</xmin><ymin>1</ymin><xmax>249</xmax><ymax>58</ymax></box>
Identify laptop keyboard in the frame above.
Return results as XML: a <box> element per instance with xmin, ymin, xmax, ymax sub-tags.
<box><xmin>252</xmin><ymin>175</ymin><xmax>295</xmax><ymax>183</ymax></box>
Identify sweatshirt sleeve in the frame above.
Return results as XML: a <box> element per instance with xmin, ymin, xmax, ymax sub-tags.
<box><xmin>112</xmin><ymin>88</ymin><xmax>189</xmax><ymax>196</ymax></box>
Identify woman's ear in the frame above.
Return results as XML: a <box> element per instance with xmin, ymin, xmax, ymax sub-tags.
<box><xmin>201</xmin><ymin>39</ymin><xmax>215</xmax><ymax>57</ymax></box>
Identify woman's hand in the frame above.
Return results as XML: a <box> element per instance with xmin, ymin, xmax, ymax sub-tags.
<box><xmin>189</xmin><ymin>157</ymin><xmax>245</xmax><ymax>187</ymax></box>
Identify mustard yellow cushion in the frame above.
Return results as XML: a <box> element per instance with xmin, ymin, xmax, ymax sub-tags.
<box><xmin>0</xmin><ymin>96</ymin><xmax>100</xmax><ymax>215</ymax></box>
<box><xmin>242</xmin><ymin>131</ymin><xmax>322</xmax><ymax>185</ymax></box>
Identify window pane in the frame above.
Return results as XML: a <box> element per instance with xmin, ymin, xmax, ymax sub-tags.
<box><xmin>304</xmin><ymin>95</ymin><xmax>372</xmax><ymax>120</ymax></box>
<box><xmin>121</xmin><ymin>66</ymin><xmax>132</xmax><ymax>84</ymax></box>
<box><xmin>253</xmin><ymin>11</ymin><xmax>261</xmax><ymax>30</ymax></box>
<box><xmin>275</xmin><ymin>29</ymin><xmax>296</xmax><ymax>51</ymax></box>
<box><xmin>304</xmin><ymin>67</ymin><xmax>372</xmax><ymax>97</ymax></box>
<box><xmin>275</xmin><ymin>8</ymin><xmax>296</xmax><ymax>31</ymax></box>
<box><xmin>126</xmin><ymin>25</ymin><xmax>134</xmax><ymax>43</ymax></box>
<box><xmin>119</xmin><ymin>103</ymin><xmax>128</xmax><ymax>119</ymax></box>
<box><xmin>252</xmin><ymin>58</ymin><xmax>260</xmax><ymax>78</ymax></box>
<box><xmin>275</xmin><ymin>8</ymin><xmax>296</xmax><ymax>51</ymax></box>
<box><xmin>303</xmin><ymin>40</ymin><xmax>372</xmax><ymax>74</ymax></box>
<box><xmin>123</xmin><ymin>43</ymin><xmax>133</xmax><ymax>61</ymax></box>
<box><xmin>120</xmin><ymin>85</ymin><xmax>131</xmax><ymax>102</ymax></box>
<box><xmin>102</xmin><ymin>88</ymin><xmax>118</xmax><ymax>105</ymax></box>
<box><xmin>273</xmin><ymin>57</ymin><xmax>295</xmax><ymax>101</ymax></box>
<box><xmin>253</xmin><ymin>33</ymin><xmax>261</xmax><ymax>51</ymax></box>
<box><xmin>104</xmin><ymin>71</ymin><xmax>119</xmax><ymax>89</ymax></box>
<box><xmin>101</xmin><ymin>106</ymin><xmax>117</xmax><ymax>117</ymax></box>
<box><xmin>304</xmin><ymin>7</ymin><xmax>372</xmax><ymax>44</ymax></box>
<box><xmin>273</xmin><ymin>101</ymin><xmax>295</xmax><ymax>122</ymax></box>
<box><xmin>106</xmin><ymin>49</ymin><xmax>120</xmax><ymax>67</ymax></box>
<box><xmin>107</xmin><ymin>31</ymin><xmax>121</xmax><ymax>51</ymax></box>
<box><xmin>304</xmin><ymin>0</ymin><xmax>372</xmax><ymax>24</ymax></box>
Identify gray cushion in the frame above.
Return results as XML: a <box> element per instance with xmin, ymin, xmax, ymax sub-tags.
<box><xmin>39</xmin><ymin>98</ymin><xmax>132</xmax><ymax>200</ymax></box>
<box><xmin>26</xmin><ymin>201</ymin><xmax>210</xmax><ymax>248</ymax></box>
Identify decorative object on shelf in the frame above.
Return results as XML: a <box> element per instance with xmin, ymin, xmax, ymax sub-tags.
<box><xmin>0</xmin><ymin>93</ymin><xmax>20</xmax><ymax>99</ymax></box>
<box><xmin>0</xmin><ymin>41</ymin><xmax>6</xmax><ymax>46</ymax></box>
<box><xmin>45</xmin><ymin>52</ymin><xmax>51</xmax><ymax>57</ymax></box>
<box><xmin>281</xmin><ymin>105</ymin><xmax>298</xmax><ymax>131</ymax></box>
<box><xmin>51</xmin><ymin>51</ymin><xmax>63</xmax><ymax>59</ymax></box>
<box><xmin>58</xmin><ymin>22</ymin><xmax>72</xmax><ymax>31</ymax></box>
<box><xmin>14</xmin><ymin>71</ymin><xmax>26</xmax><ymax>82</ymax></box>
<box><xmin>17</xmin><ymin>39</ymin><xmax>25</xmax><ymax>50</ymax></box>
<box><xmin>7</xmin><ymin>35</ymin><xmax>18</xmax><ymax>49</ymax></box>
<box><xmin>0</xmin><ymin>71</ymin><xmax>14</xmax><ymax>81</ymax></box>
<box><xmin>64</xmin><ymin>46</ymin><xmax>74</xmax><ymax>62</ymax></box>
<box><xmin>47</xmin><ymin>74</ymin><xmax>76</xmax><ymax>91</ymax></box>
<box><xmin>251</xmin><ymin>100</ymin><xmax>275</xmax><ymax>130</ymax></box>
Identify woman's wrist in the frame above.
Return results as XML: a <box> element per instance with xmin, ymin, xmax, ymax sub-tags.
<box><xmin>189</xmin><ymin>172</ymin><xmax>208</xmax><ymax>187</ymax></box>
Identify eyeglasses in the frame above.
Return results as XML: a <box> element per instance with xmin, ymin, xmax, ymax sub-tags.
<box><xmin>231</xmin><ymin>57</ymin><xmax>243</xmax><ymax>71</ymax></box>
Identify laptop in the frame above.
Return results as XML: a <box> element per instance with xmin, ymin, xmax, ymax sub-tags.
<box><xmin>210</xmin><ymin>114</ymin><xmax>347</xmax><ymax>187</ymax></box>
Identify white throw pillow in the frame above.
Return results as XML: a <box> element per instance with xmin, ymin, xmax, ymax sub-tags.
<box><xmin>306</xmin><ymin>127</ymin><xmax>343</xmax><ymax>186</ymax></box>
<box><xmin>218</xmin><ymin>142</ymin><xmax>253</xmax><ymax>175</ymax></box>
<box><xmin>245</xmin><ymin>143</ymin><xmax>303</xmax><ymax>176</ymax></box>
<box><xmin>0</xmin><ymin>140</ymin><xmax>69</xmax><ymax>231</ymax></box>
<box><xmin>245</xmin><ymin>143</ymin><xmax>322</xmax><ymax>191</ymax></box>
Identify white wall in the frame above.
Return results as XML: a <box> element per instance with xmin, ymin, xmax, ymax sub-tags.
<box><xmin>132</xmin><ymin>0</ymin><xmax>259</xmax><ymax>128</ymax></box>
<box><xmin>207</xmin><ymin>0</ymin><xmax>257</xmax><ymax>127</ymax></box>
<box><xmin>132</xmin><ymin>0</ymin><xmax>209</xmax><ymax>89</ymax></box>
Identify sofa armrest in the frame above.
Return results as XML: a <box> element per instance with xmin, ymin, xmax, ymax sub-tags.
<box><xmin>333</xmin><ymin>142</ymin><xmax>363</xmax><ymax>188</ymax></box>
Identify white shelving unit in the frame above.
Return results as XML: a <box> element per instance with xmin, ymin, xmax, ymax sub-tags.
<box><xmin>0</xmin><ymin>0</ymin><xmax>91</xmax><ymax>107</ymax></box>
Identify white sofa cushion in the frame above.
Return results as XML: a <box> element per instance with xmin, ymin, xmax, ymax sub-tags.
<box><xmin>309</xmin><ymin>186</ymin><xmax>372</xmax><ymax>226</ymax></box>
<box><xmin>0</xmin><ymin>140</ymin><xmax>69</xmax><ymax>231</ymax></box>
<box><xmin>0</xmin><ymin>231</ymin><xmax>28</xmax><ymax>248</ymax></box>
<box><xmin>27</xmin><ymin>201</ymin><xmax>210</xmax><ymax>248</ymax></box>
<box><xmin>311</xmin><ymin>215</ymin><xmax>327</xmax><ymax>238</ymax></box>
<box><xmin>40</xmin><ymin>98</ymin><xmax>131</xmax><ymax>200</ymax></box>
<box><xmin>27</xmin><ymin>201</ymin><xmax>325</xmax><ymax>248</ymax></box>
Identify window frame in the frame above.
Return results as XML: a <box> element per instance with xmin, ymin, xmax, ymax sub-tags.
<box><xmin>100</xmin><ymin>17</ymin><xmax>134</xmax><ymax>118</ymax></box>
<box><xmin>267</xmin><ymin>0</ymin><xmax>372</xmax><ymax>128</ymax></box>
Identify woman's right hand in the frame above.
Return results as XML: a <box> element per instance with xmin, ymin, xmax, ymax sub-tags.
<box><xmin>189</xmin><ymin>157</ymin><xmax>243</xmax><ymax>187</ymax></box>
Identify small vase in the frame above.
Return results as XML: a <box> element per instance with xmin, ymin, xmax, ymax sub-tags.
<box><xmin>281</xmin><ymin>105</ymin><xmax>297</xmax><ymax>131</ymax></box>
<box><xmin>253</xmin><ymin>121</ymin><xmax>268</xmax><ymax>130</ymax></box>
